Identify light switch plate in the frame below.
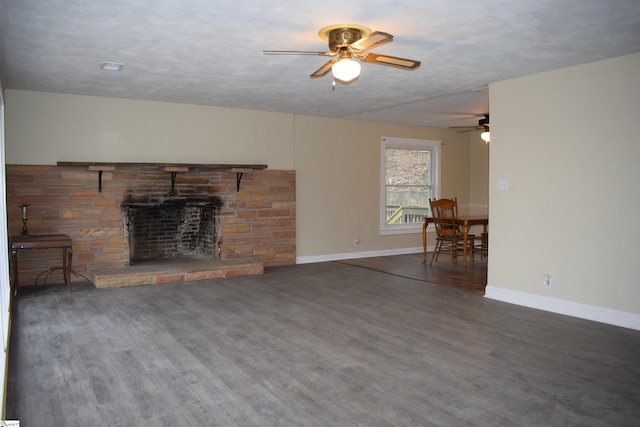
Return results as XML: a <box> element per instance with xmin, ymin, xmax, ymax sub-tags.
<box><xmin>498</xmin><ymin>179</ymin><xmax>509</xmax><ymax>190</ymax></box>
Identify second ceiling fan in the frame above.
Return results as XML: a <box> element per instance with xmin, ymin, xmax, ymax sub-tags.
<box><xmin>263</xmin><ymin>24</ymin><xmax>421</xmax><ymax>84</ymax></box>
<box><xmin>450</xmin><ymin>114</ymin><xmax>490</xmax><ymax>132</ymax></box>
<box><xmin>450</xmin><ymin>114</ymin><xmax>491</xmax><ymax>143</ymax></box>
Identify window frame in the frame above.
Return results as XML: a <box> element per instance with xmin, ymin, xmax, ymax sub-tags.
<box><xmin>379</xmin><ymin>137</ymin><xmax>441</xmax><ymax>235</ymax></box>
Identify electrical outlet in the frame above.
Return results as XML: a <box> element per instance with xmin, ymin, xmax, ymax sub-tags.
<box><xmin>353</xmin><ymin>238</ymin><xmax>359</xmax><ymax>247</ymax></box>
<box><xmin>543</xmin><ymin>274</ymin><xmax>551</xmax><ymax>289</ymax></box>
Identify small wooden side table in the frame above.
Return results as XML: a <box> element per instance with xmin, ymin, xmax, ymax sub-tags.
<box><xmin>10</xmin><ymin>234</ymin><xmax>73</xmax><ymax>295</ymax></box>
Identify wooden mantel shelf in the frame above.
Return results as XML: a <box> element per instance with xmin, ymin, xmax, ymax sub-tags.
<box><xmin>57</xmin><ymin>162</ymin><xmax>268</xmax><ymax>192</ymax></box>
<box><xmin>57</xmin><ymin>162</ymin><xmax>268</xmax><ymax>170</ymax></box>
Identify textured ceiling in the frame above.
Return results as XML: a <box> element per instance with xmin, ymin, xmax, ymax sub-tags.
<box><xmin>1</xmin><ymin>0</ymin><xmax>639</xmax><ymax>128</ymax></box>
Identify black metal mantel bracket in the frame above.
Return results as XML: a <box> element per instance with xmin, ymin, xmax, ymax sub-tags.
<box><xmin>236</xmin><ymin>172</ymin><xmax>244</xmax><ymax>192</ymax></box>
<box><xmin>233</xmin><ymin>168</ymin><xmax>253</xmax><ymax>192</ymax></box>
<box><xmin>164</xmin><ymin>167</ymin><xmax>189</xmax><ymax>193</ymax></box>
<box><xmin>87</xmin><ymin>165</ymin><xmax>116</xmax><ymax>193</ymax></box>
<box><xmin>171</xmin><ymin>171</ymin><xmax>178</xmax><ymax>192</ymax></box>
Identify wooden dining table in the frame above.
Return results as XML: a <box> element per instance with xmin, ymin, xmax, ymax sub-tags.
<box><xmin>422</xmin><ymin>215</ymin><xmax>489</xmax><ymax>270</ymax></box>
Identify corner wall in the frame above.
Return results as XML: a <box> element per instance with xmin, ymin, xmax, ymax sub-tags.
<box><xmin>486</xmin><ymin>53</ymin><xmax>640</xmax><ymax>329</ymax></box>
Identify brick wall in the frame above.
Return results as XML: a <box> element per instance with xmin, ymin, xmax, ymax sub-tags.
<box><xmin>6</xmin><ymin>164</ymin><xmax>296</xmax><ymax>285</ymax></box>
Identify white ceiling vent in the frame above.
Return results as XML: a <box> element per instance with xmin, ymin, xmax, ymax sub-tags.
<box><xmin>100</xmin><ymin>62</ymin><xmax>124</xmax><ymax>71</ymax></box>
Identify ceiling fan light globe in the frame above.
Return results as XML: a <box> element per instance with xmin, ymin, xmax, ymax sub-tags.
<box><xmin>332</xmin><ymin>59</ymin><xmax>361</xmax><ymax>82</ymax></box>
<box><xmin>481</xmin><ymin>131</ymin><xmax>491</xmax><ymax>143</ymax></box>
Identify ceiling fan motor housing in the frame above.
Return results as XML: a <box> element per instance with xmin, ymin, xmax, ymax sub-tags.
<box><xmin>327</xmin><ymin>28</ymin><xmax>364</xmax><ymax>52</ymax></box>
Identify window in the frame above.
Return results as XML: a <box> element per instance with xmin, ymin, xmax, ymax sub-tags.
<box><xmin>380</xmin><ymin>137</ymin><xmax>441</xmax><ymax>235</ymax></box>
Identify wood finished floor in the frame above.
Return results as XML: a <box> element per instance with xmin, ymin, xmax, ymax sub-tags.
<box><xmin>338</xmin><ymin>252</ymin><xmax>487</xmax><ymax>294</ymax></box>
<box><xmin>6</xmin><ymin>255</ymin><xmax>640</xmax><ymax>426</ymax></box>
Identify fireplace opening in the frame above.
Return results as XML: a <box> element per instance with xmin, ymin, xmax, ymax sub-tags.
<box><xmin>124</xmin><ymin>196</ymin><xmax>223</xmax><ymax>265</ymax></box>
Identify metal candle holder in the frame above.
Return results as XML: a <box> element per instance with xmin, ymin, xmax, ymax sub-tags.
<box><xmin>20</xmin><ymin>203</ymin><xmax>30</xmax><ymax>235</ymax></box>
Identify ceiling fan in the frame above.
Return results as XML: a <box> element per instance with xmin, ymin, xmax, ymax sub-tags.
<box><xmin>263</xmin><ymin>24</ymin><xmax>421</xmax><ymax>84</ymax></box>
<box><xmin>450</xmin><ymin>114</ymin><xmax>490</xmax><ymax>132</ymax></box>
<box><xmin>450</xmin><ymin>114</ymin><xmax>491</xmax><ymax>143</ymax></box>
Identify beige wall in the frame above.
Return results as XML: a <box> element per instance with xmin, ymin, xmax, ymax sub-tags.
<box><xmin>486</xmin><ymin>53</ymin><xmax>640</xmax><ymax>327</ymax></box>
<box><xmin>293</xmin><ymin>115</ymin><xmax>479</xmax><ymax>257</ymax></box>
<box><xmin>4</xmin><ymin>90</ymin><xmax>485</xmax><ymax>261</ymax></box>
<box><xmin>5</xmin><ymin>91</ymin><xmax>295</xmax><ymax>169</ymax></box>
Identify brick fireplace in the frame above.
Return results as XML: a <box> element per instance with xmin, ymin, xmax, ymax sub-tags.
<box><xmin>6</xmin><ymin>163</ymin><xmax>296</xmax><ymax>289</ymax></box>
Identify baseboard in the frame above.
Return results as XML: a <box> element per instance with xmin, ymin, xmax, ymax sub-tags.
<box><xmin>485</xmin><ymin>286</ymin><xmax>640</xmax><ymax>331</ymax></box>
<box><xmin>296</xmin><ymin>246</ymin><xmax>427</xmax><ymax>265</ymax></box>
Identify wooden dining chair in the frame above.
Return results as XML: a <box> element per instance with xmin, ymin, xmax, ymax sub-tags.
<box><xmin>428</xmin><ymin>198</ymin><xmax>473</xmax><ymax>268</ymax></box>
<box><xmin>473</xmin><ymin>232</ymin><xmax>488</xmax><ymax>260</ymax></box>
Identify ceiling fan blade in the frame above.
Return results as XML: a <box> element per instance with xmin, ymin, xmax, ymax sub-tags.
<box><xmin>310</xmin><ymin>58</ymin><xmax>339</xmax><ymax>78</ymax></box>
<box><xmin>361</xmin><ymin>53</ymin><xmax>421</xmax><ymax>70</ymax></box>
<box><xmin>455</xmin><ymin>128</ymin><xmax>482</xmax><ymax>133</ymax></box>
<box><xmin>263</xmin><ymin>50</ymin><xmax>336</xmax><ymax>56</ymax></box>
<box><xmin>349</xmin><ymin>31</ymin><xmax>394</xmax><ymax>52</ymax></box>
